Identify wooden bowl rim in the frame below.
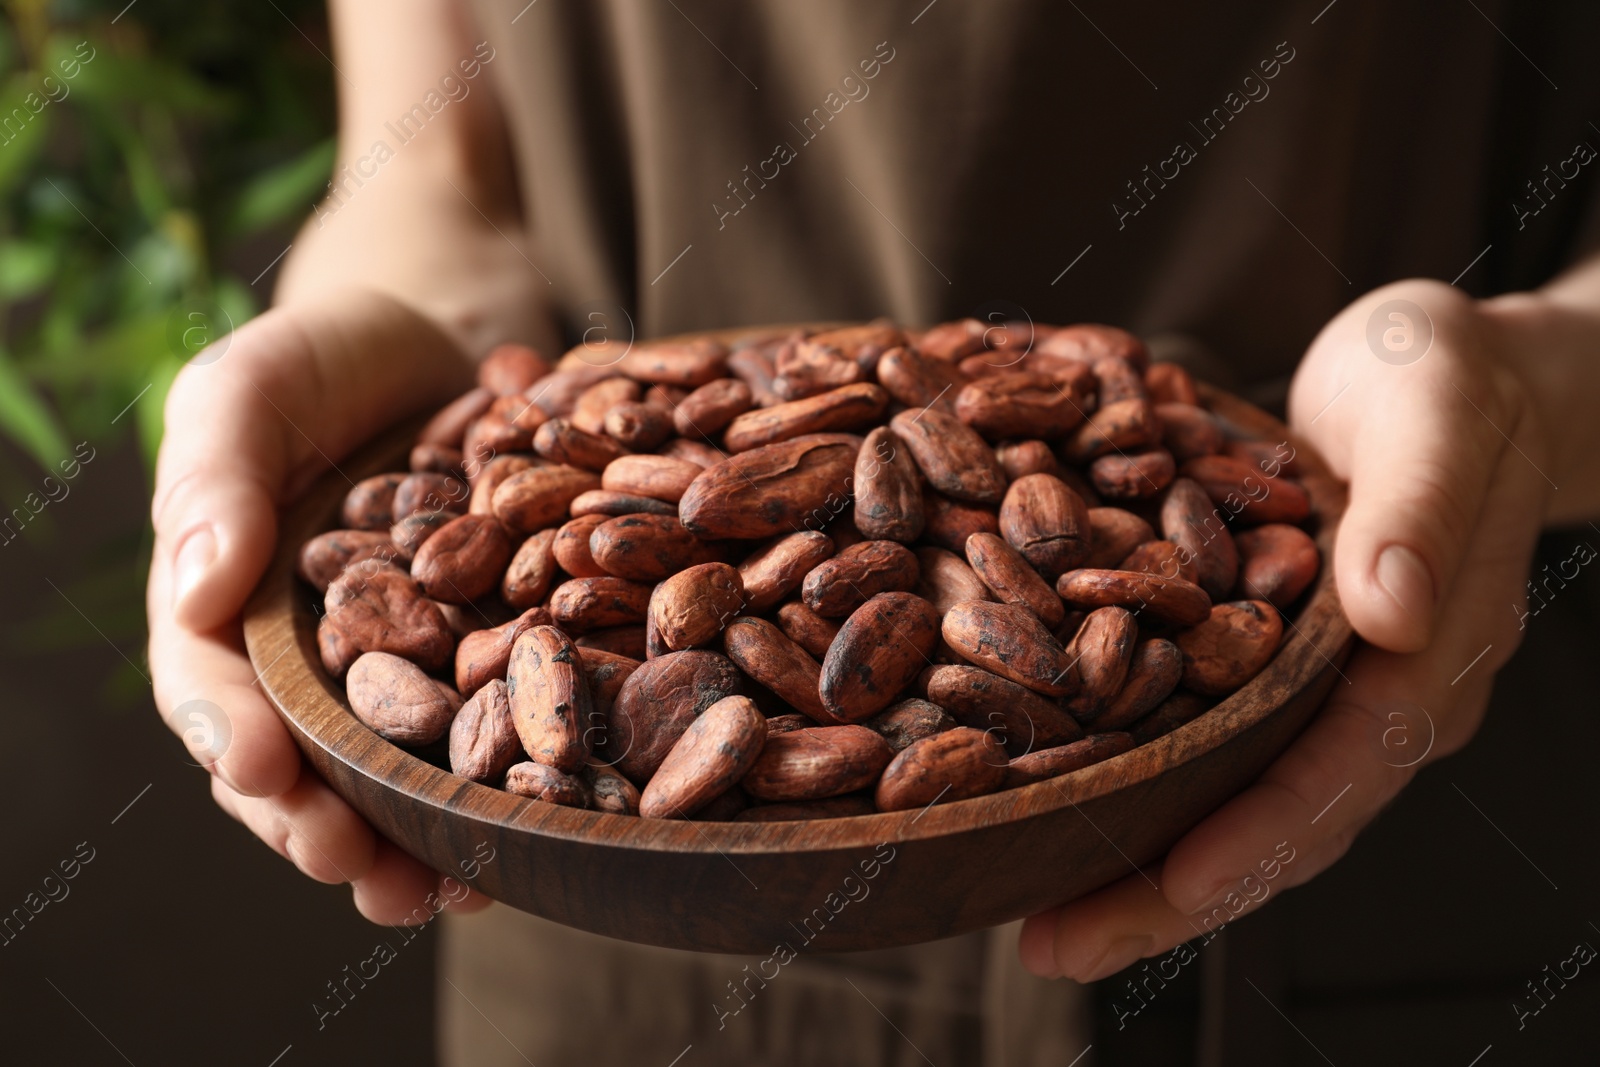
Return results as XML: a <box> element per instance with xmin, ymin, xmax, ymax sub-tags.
<box><xmin>243</xmin><ymin>324</ymin><xmax>1352</xmax><ymax>859</ymax></box>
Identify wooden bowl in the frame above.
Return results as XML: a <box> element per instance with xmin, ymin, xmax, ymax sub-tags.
<box><xmin>243</xmin><ymin>330</ymin><xmax>1353</xmax><ymax>954</ymax></box>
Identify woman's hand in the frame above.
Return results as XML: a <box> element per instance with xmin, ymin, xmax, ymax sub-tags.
<box><xmin>1019</xmin><ymin>278</ymin><xmax>1558</xmax><ymax>980</ymax></box>
<box><xmin>147</xmin><ymin>288</ymin><xmax>492</xmax><ymax>923</ymax></box>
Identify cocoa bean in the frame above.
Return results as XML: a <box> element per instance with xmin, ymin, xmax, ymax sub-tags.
<box><xmin>1089</xmin><ymin>449</ymin><xmax>1175</xmax><ymax>500</ymax></box>
<box><xmin>876</xmin><ymin>345</ymin><xmax>966</xmax><ymax>412</ymax></box>
<box><xmin>617</xmin><ymin>339</ymin><xmax>728</xmax><ymax>387</ymax></box>
<box><xmin>648</xmin><ymin>562</ymin><xmax>746</xmax><ymax>651</ymax></box>
<box><xmin>501</xmin><ymin>528</ymin><xmax>559</xmax><ymax>609</ymax></box>
<box><xmin>998</xmin><ymin>473</ymin><xmax>1090</xmax><ymax>579</ymax></box>
<box><xmin>1061</xmin><ymin>606</ymin><xmax>1139</xmax><ymax>718</ymax></box>
<box><xmin>775</xmin><ymin>600</ymin><xmax>842</xmax><ymax>660</ymax></box>
<box><xmin>913</xmin><ymin>547</ymin><xmax>993</xmax><ymax>619</ymax></box>
<box><xmin>909</xmin><ymin>319</ymin><xmax>987</xmax><ymax>362</ymax></box>
<box><xmin>1146</xmin><ymin>362</ymin><xmax>1200</xmax><ymax>405</ymax></box>
<box><xmin>723</xmin><ymin>617</ymin><xmax>827</xmax><ymax>722</ymax></box>
<box><xmin>773</xmin><ymin>341</ymin><xmax>864</xmax><ymax>400</ymax></box>
<box><xmin>889</xmin><ymin>407</ymin><xmax>1007</xmax><ymax>504</ymax></box>
<box><xmin>491</xmin><ymin>464</ymin><xmax>602</xmax><ymax>534</ymax></box>
<box><xmin>639</xmin><ymin>695</ymin><xmax>767</xmax><ymax>818</ymax></box>
<box><xmin>469</xmin><ymin>454</ymin><xmax>539</xmax><ymax>514</ymax></box>
<box><xmin>723</xmin><ymin>382</ymin><xmax>887</xmax><ymax>453</ymax></box>
<box><xmin>1176</xmin><ymin>600</ymin><xmax>1283</xmax><ymax>695</ymax></box>
<box><xmin>504</xmin><ymin>761</ymin><xmax>590</xmax><ymax>807</ymax></box>
<box><xmin>569</xmin><ymin>489</ymin><xmax>678</xmax><ymax>518</ymax></box>
<box><xmin>454</xmin><ymin>606</ymin><xmax>553</xmax><ymax>698</ymax></box>
<box><xmin>607</xmin><ymin>650</ymin><xmax>744</xmax><ymax>784</ymax></box>
<box><xmin>506</xmin><ymin>625</ymin><xmax>592</xmax><ymax>773</ymax></box>
<box><xmin>599</xmin><ymin>454</ymin><xmax>701</xmax><ymax>504</ymax></box>
<box><xmin>346</xmin><ymin>651</ymin><xmax>456</xmax><ymax>746</ymax></box>
<box><xmin>390</xmin><ymin>511</ymin><xmax>457</xmax><ymax>557</ymax></box>
<box><xmin>1035</xmin><ymin>323</ymin><xmax>1148</xmax><ymax>371</ymax></box>
<box><xmin>323</xmin><ymin>565</ymin><xmax>454</xmax><ymax>673</ymax></box>
<box><xmin>995</xmin><ymin>440</ymin><xmax>1059</xmax><ymax>481</ymax></box>
<box><xmin>576</xmin><ymin>625</ymin><xmax>648</xmax><ymax>661</ymax></box>
<box><xmin>1084</xmin><ymin>507</ymin><xmax>1155</xmax><ymax>569</ymax></box>
<box><xmin>589</xmin><ymin>513</ymin><xmax>717</xmax><ymax>582</ymax></box>
<box><xmin>551</xmin><ymin>514</ymin><xmax>610</xmax><ymax>578</ymax></box>
<box><xmin>342</xmin><ymin>473</ymin><xmax>405</xmax><ymax>531</ymax></box>
<box><xmin>673</xmin><ymin>378</ymin><xmax>753</xmax><ymax>438</ymax></box>
<box><xmin>1093</xmin><ymin>638</ymin><xmax>1183</xmax><ymax>730</ymax></box>
<box><xmin>1160</xmin><ymin>476</ymin><xmax>1238</xmax><ymax>599</ymax></box>
<box><xmin>548</xmin><ymin>576</ymin><xmax>652</xmax><ymax>632</ymax></box>
<box><xmin>1003</xmin><ymin>733</ymin><xmax>1134</xmax><ymax>787</ymax></box>
<box><xmin>297</xmin><ymin>530</ymin><xmax>403</xmax><ymax>593</ymax></box>
<box><xmin>1055</xmin><ymin>568</ymin><xmax>1212</xmax><ymax>627</ymax></box>
<box><xmin>742</xmin><ymin>725</ymin><xmax>893</xmax><ymax>802</ymax></box>
<box><xmin>819</xmin><ymin>592</ymin><xmax>940</xmax><ymax>722</ymax></box>
<box><xmin>678</xmin><ymin>433</ymin><xmax>859</xmax><ymax>541</ymax></box>
<box><xmin>534</xmin><ymin>418</ymin><xmax>628</xmax><ymax>472</ymax></box>
<box><xmin>919</xmin><ymin>663</ymin><xmax>1083</xmax><ymax>753</ymax></box>
<box><xmin>603</xmin><ymin>400</ymin><xmax>674</xmax><ymax>451</ymax></box>
<box><xmin>1156</xmin><ymin>402</ymin><xmax>1223</xmax><ymax>462</ymax></box>
<box><xmin>738</xmin><ymin>530</ymin><xmax>834</xmax><ymax>613</ymax></box>
<box><xmin>862</xmin><ymin>698</ymin><xmax>956</xmax><ymax>752</ymax></box>
<box><xmin>964</xmin><ymin>531</ymin><xmax>1065</xmax><ymax>628</ymax></box>
<box><xmin>1180</xmin><ymin>454</ymin><xmax>1311</xmax><ymax>525</ymax></box>
<box><xmin>852</xmin><ymin>426</ymin><xmax>924</xmax><ymax>542</ymax></box>
<box><xmin>954</xmin><ymin>369</ymin><xmax>1092</xmax><ymax>440</ymax></box>
<box><xmin>802</xmin><ymin>539</ymin><xmax>920</xmax><ymax>618</ymax></box>
<box><xmin>449</xmin><ymin>679</ymin><xmax>523</xmax><ymax>782</ymax></box>
<box><xmin>409</xmin><ymin>442</ymin><xmax>464</xmax><ymax>477</ymax></box>
<box><xmin>940</xmin><ymin>599</ymin><xmax>1073</xmax><ymax>697</ymax></box>
<box><xmin>874</xmin><ymin>727</ymin><xmax>1007</xmax><ymax>812</ymax></box>
<box><xmin>1234</xmin><ymin>523</ymin><xmax>1320</xmax><ymax>607</ymax></box>
<box><xmin>570</xmin><ymin>377</ymin><xmax>641</xmax><ymax>435</ymax></box>
<box><xmin>582</xmin><ymin>763</ymin><xmax>641</xmax><ymax>815</ymax></box>
<box><xmin>1060</xmin><ymin>398</ymin><xmax>1160</xmax><ymax>464</ymax></box>
<box><xmin>478</xmin><ymin>343</ymin><xmax>550</xmax><ymax>396</ymax></box>
<box><xmin>1118</xmin><ymin>539</ymin><xmax>1201</xmax><ymax>587</ymax></box>
<box><xmin>410</xmin><ymin>513</ymin><xmax>512</xmax><ymax>604</ymax></box>
<box><xmin>921</xmin><ymin>489</ymin><xmax>1001</xmax><ymax>553</ymax></box>
<box><xmin>418</xmin><ymin>387</ymin><xmax>493</xmax><ymax>448</ymax></box>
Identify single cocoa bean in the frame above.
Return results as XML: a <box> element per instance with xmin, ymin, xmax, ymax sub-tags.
<box><xmin>1176</xmin><ymin>600</ymin><xmax>1283</xmax><ymax>695</ymax></box>
<box><xmin>534</xmin><ymin>418</ymin><xmax>628</xmax><ymax>472</ymax></box>
<box><xmin>582</xmin><ymin>763</ymin><xmax>641</xmax><ymax>815</ymax></box>
<box><xmin>418</xmin><ymin>387</ymin><xmax>494</xmax><ymax>448</ymax></box>
<box><xmin>601</xmin><ymin>454</ymin><xmax>701</xmax><ymax>503</ymax></box>
<box><xmin>1003</xmin><ymin>733</ymin><xmax>1134</xmax><ymax>787</ymax></box>
<box><xmin>548</xmin><ymin>576</ymin><xmax>653</xmax><ymax>632</ymax></box>
<box><xmin>410</xmin><ymin>513</ymin><xmax>513</xmax><ymax>604</ymax></box>
<box><xmin>999</xmin><ymin>473</ymin><xmax>1090</xmax><ymax>579</ymax></box>
<box><xmin>919</xmin><ymin>663</ymin><xmax>1083</xmax><ymax>754</ymax></box>
<box><xmin>739</xmin><ymin>530</ymin><xmax>834</xmax><ymax>613</ymax></box>
<box><xmin>1234</xmin><ymin>523</ymin><xmax>1320</xmax><ymax>607</ymax></box>
<box><xmin>1180</xmin><ymin>454</ymin><xmax>1311</xmax><ymax>525</ymax></box>
<box><xmin>889</xmin><ymin>407</ymin><xmax>1007</xmax><ymax>504</ymax></box>
<box><xmin>570</xmin><ymin>377</ymin><xmax>641</xmax><ymax>435</ymax></box>
<box><xmin>1118</xmin><ymin>539</ymin><xmax>1202</xmax><ymax>587</ymax></box>
<box><xmin>448</xmin><ymin>679</ymin><xmax>523</xmax><ymax>783</ymax></box>
<box><xmin>1084</xmin><ymin>507</ymin><xmax>1155</xmax><ymax>569</ymax></box>
<box><xmin>723</xmin><ymin>617</ymin><xmax>827</xmax><ymax>722</ymax></box>
<box><xmin>743</xmin><ymin>725</ymin><xmax>893</xmax><ymax>802</ymax></box>
<box><xmin>603</xmin><ymin>400</ymin><xmax>674</xmax><ymax>451</ymax></box>
<box><xmin>954</xmin><ymin>368</ymin><xmax>1091</xmax><ymax>440</ymax></box>
<box><xmin>491</xmin><ymin>465</ymin><xmax>602</xmax><ymax>534</ymax></box>
<box><xmin>1092</xmin><ymin>638</ymin><xmax>1183</xmax><ymax>730</ymax></box>
<box><xmin>569</xmin><ymin>489</ymin><xmax>678</xmax><ymax>517</ymax></box>
<box><xmin>940</xmin><ymin>600</ymin><xmax>1073</xmax><ymax>697</ymax></box>
<box><xmin>775</xmin><ymin>600</ymin><xmax>842</xmax><ymax>660</ymax></box>
<box><xmin>1161</xmin><ymin>477</ymin><xmax>1239</xmax><ymax>599</ymax></box>
<box><xmin>504</xmin><ymin>761</ymin><xmax>590</xmax><ymax>807</ymax></box>
<box><xmin>1089</xmin><ymin>449</ymin><xmax>1175</xmax><ymax>500</ymax></box>
<box><xmin>819</xmin><ymin>592</ymin><xmax>940</xmax><ymax>722</ymax></box>
<box><xmin>1055</xmin><ymin>568</ymin><xmax>1212</xmax><ymax>627</ymax></box>
<box><xmin>1061</xmin><ymin>606</ymin><xmax>1139</xmax><ymax>718</ymax></box>
<box><xmin>501</xmin><ymin>528</ymin><xmax>559</xmax><ymax>609</ymax></box>
<box><xmin>1060</xmin><ymin>398</ymin><xmax>1160</xmax><ymax>464</ymax></box>
<box><xmin>346</xmin><ymin>651</ymin><xmax>456</xmax><ymax>746</ymax></box>
<box><xmin>852</xmin><ymin>426</ymin><xmax>924</xmax><ymax>542</ymax></box>
<box><xmin>723</xmin><ymin>382</ymin><xmax>888</xmax><ymax>452</ymax></box>
<box><xmin>648</xmin><ymin>562</ymin><xmax>746</xmax><ymax>651</ymax></box>
<box><xmin>913</xmin><ymin>547</ymin><xmax>993</xmax><ymax>619</ymax></box>
<box><xmin>920</xmin><ymin>488</ymin><xmax>1001</xmax><ymax>553</ymax></box>
<box><xmin>323</xmin><ymin>565</ymin><xmax>454</xmax><ymax>673</ymax></box>
<box><xmin>297</xmin><ymin>530</ymin><xmax>403</xmax><ymax>593</ymax></box>
<box><xmin>862</xmin><ymin>698</ymin><xmax>956</xmax><ymax>752</ymax></box>
<box><xmin>639</xmin><ymin>694</ymin><xmax>767</xmax><ymax>818</ymax></box>
<box><xmin>678</xmin><ymin>433</ymin><xmax>859</xmax><ymax>541</ymax></box>
<box><xmin>802</xmin><ymin>539</ymin><xmax>920</xmax><ymax>618</ymax></box>
<box><xmin>607</xmin><ymin>650</ymin><xmax>744</xmax><ymax>784</ymax></box>
<box><xmin>342</xmin><ymin>473</ymin><xmax>405</xmax><ymax>531</ymax></box>
<box><xmin>874</xmin><ymin>727</ymin><xmax>1008</xmax><ymax>811</ymax></box>
<box><xmin>551</xmin><ymin>514</ymin><xmax>610</xmax><ymax>578</ymax></box>
<box><xmin>506</xmin><ymin>625</ymin><xmax>592</xmax><ymax>773</ymax></box>
<box><xmin>964</xmin><ymin>531</ymin><xmax>1065</xmax><ymax>628</ymax></box>
<box><xmin>589</xmin><ymin>513</ymin><xmax>717</xmax><ymax>581</ymax></box>
<box><xmin>674</xmin><ymin>377</ymin><xmax>753</xmax><ymax>438</ymax></box>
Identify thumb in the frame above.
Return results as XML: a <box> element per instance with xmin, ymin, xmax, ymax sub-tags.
<box><xmin>151</xmin><ymin>290</ymin><xmax>475</xmax><ymax>632</ymax></box>
<box><xmin>1289</xmin><ymin>280</ymin><xmax>1547</xmax><ymax>653</ymax></box>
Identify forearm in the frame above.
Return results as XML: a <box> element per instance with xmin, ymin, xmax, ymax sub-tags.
<box><xmin>275</xmin><ymin>0</ymin><xmax>554</xmax><ymax>358</ymax></box>
<box><xmin>1478</xmin><ymin>251</ymin><xmax>1600</xmax><ymax>525</ymax></box>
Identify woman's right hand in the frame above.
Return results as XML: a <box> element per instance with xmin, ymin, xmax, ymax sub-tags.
<box><xmin>147</xmin><ymin>288</ymin><xmax>489</xmax><ymax>923</ymax></box>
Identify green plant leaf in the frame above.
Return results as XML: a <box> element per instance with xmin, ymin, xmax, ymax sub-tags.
<box><xmin>227</xmin><ymin>136</ymin><xmax>333</xmax><ymax>234</ymax></box>
<box><xmin>0</xmin><ymin>346</ymin><xmax>70</xmax><ymax>468</ymax></box>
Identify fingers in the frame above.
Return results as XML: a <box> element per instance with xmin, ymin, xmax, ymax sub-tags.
<box><xmin>352</xmin><ymin>839</ymin><xmax>453</xmax><ymax>925</ymax></box>
<box><xmin>1290</xmin><ymin>280</ymin><xmax>1547</xmax><ymax>653</ymax></box>
<box><xmin>210</xmin><ymin>770</ymin><xmax>377</xmax><ymax>885</ymax></box>
<box><xmin>1022</xmin><ymin>423</ymin><xmax>1546</xmax><ymax>980</ymax></box>
<box><xmin>152</xmin><ymin>291</ymin><xmax>473</xmax><ymax>632</ymax></box>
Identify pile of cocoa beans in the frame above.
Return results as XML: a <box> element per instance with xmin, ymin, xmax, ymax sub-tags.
<box><xmin>299</xmin><ymin>320</ymin><xmax>1322</xmax><ymax>822</ymax></box>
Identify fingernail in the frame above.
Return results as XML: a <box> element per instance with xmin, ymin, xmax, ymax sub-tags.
<box><xmin>173</xmin><ymin>526</ymin><xmax>217</xmax><ymax>611</ymax></box>
<box><xmin>1375</xmin><ymin>544</ymin><xmax>1433</xmax><ymax>619</ymax></box>
<box><xmin>1077</xmin><ymin>934</ymin><xmax>1154</xmax><ymax>984</ymax></box>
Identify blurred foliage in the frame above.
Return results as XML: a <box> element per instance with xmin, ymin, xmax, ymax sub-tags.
<box><xmin>0</xmin><ymin>0</ymin><xmax>334</xmax><ymax>475</ymax></box>
<box><xmin>0</xmin><ymin>0</ymin><xmax>335</xmax><ymax>696</ymax></box>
